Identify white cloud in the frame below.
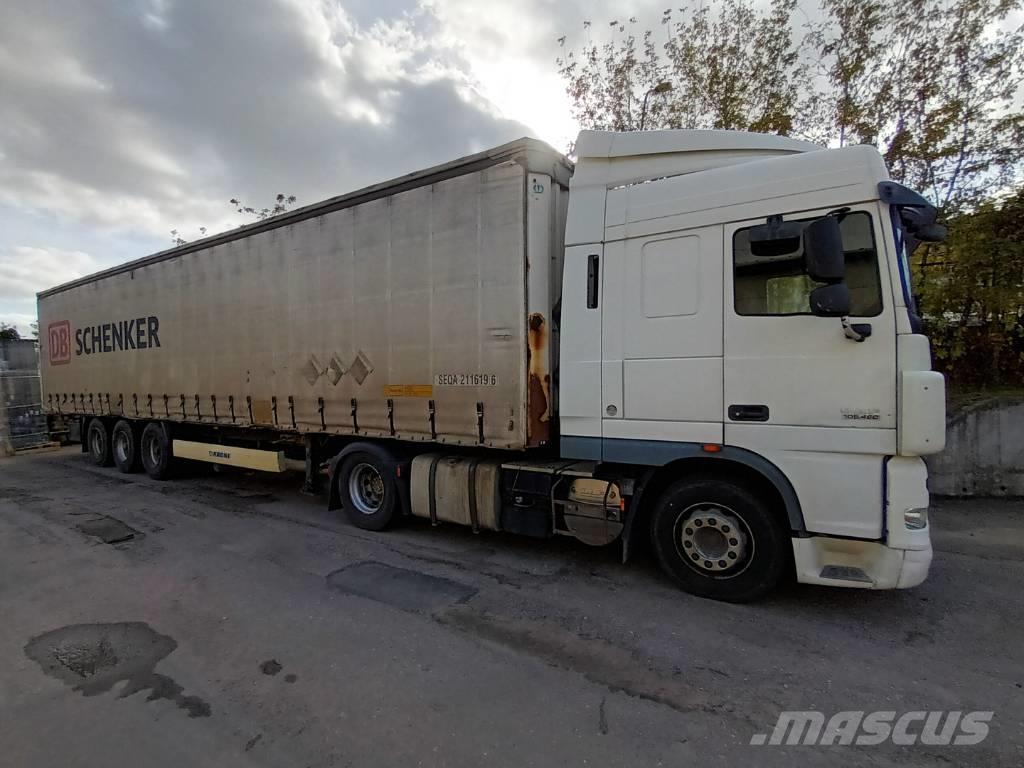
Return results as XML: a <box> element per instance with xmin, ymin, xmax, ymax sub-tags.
<box><xmin>0</xmin><ymin>0</ymin><xmax>535</xmax><ymax>238</ymax></box>
<box><xmin>0</xmin><ymin>0</ymin><xmax>650</xmax><ymax>323</ymax></box>
<box><xmin>0</xmin><ymin>246</ymin><xmax>98</xmax><ymax>301</ymax></box>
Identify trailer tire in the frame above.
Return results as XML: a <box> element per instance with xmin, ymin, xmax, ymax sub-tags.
<box><xmin>140</xmin><ymin>422</ymin><xmax>174</xmax><ymax>480</ymax></box>
<box><xmin>111</xmin><ymin>420</ymin><xmax>141</xmax><ymax>473</ymax></box>
<box><xmin>86</xmin><ymin>418</ymin><xmax>113</xmax><ymax>467</ymax></box>
<box><xmin>337</xmin><ymin>451</ymin><xmax>398</xmax><ymax>531</ymax></box>
<box><xmin>651</xmin><ymin>478</ymin><xmax>789</xmax><ymax>603</ymax></box>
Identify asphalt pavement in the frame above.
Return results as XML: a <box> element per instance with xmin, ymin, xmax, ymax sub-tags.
<box><xmin>1</xmin><ymin>448</ymin><xmax>1021</xmax><ymax>767</ymax></box>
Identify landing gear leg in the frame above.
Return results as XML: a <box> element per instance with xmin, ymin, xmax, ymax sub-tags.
<box><xmin>301</xmin><ymin>435</ymin><xmax>322</xmax><ymax>495</ymax></box>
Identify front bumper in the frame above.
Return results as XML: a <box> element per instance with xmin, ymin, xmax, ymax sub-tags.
<box><xmin>791</xmin><ymin>455</ymin><xmax>933</xmax><ymax>590</ymax></box>
<box><xmin>792</xmin><ymin>535</ymin><xmax>932</xmax><ymax>589</ymax></box>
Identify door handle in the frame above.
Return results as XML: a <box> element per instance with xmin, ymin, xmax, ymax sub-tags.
<box><xmin>728</xmin><ymin>404</ymin><xmax>770</xmax><ymax>422</ymax></box>
<box><xmin>586</xmin><ymin>254</ymin><xmax>599</xmax><ymax>308</ymax></box>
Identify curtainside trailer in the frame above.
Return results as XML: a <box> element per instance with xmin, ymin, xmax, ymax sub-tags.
<box><xmin>39</xmin><ymin>130</ymin><xmax>948</xmax><ymax>601</ymax></box>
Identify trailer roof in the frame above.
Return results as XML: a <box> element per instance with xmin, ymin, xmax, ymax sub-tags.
<box><xmin>38</xmin><ymin>137</ymin><xmax>571</xmax><ymax>299</ymax></box>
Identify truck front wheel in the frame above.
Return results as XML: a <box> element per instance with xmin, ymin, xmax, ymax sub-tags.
<box><xmin>86</xmin><ymin>419</ymin><xmax>113</xmax><ymax>467</ymax></box>
<box><xmin>650</xmin><ymin>478</ymin><xmax>789</xmax><ymax>602</ymax></box>
<box><xmin>337</xmin><ymin>452</ymin><xmax>398</xmax><ymax>531</ymax></box>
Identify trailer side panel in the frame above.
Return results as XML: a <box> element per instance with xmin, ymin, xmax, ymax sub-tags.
<box><xmin>39</xmin><ymin>160</ymin><xmax>539</xmax><ymax>449</ymax></box>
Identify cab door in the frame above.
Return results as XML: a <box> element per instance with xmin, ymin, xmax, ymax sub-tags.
<box><xmin>723</xmin><ymin>205</ymin><xmax>898</xmax><ymax>538</ymax></box>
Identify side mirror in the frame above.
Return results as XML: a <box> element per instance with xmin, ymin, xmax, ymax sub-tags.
<box><xmin>809</xmin><ymin>283</ymin><xmax>850</xmax><ymax>317</ymax></box>
<box><xmin>803</xmin><ymin>216</ymin><xmax>845</xmax><ymax>282</ymax></box>
<box><xmin>749</xmin><ymin>215</ymin><xmax>803</xmax><ymax>257</ymax></box>
<box><xmin>900</xmin><ymin>206</ymin><xmax>947</xmax><ymax>245</ymax></box>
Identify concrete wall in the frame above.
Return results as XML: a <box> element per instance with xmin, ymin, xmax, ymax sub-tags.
<box><xmin>927</xmin><ymin>397</ymin><xmax>1024</xmax><ymax>497</ymax></box>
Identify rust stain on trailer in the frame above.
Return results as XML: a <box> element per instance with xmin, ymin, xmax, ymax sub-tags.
<box><xmin>527</xmin><ymin>312</ymin><xmax>550</xmax><ymax>446</ymax></box>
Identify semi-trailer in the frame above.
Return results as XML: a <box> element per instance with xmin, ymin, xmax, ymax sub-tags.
<box><xmin>38</xmin><ymin>130</ymin><xmax>947</xmax><ymax>601</ymax></box>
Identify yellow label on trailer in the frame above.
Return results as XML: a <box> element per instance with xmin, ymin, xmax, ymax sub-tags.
<box><xmin>383</xmin><ymin>384</ymin><xmax>434</xmax><ymax>398</ymax></box>
<box><xmin>172</xmin><ymin>440</ymin><xmax>285</xmax><ymax>472</ymax></box>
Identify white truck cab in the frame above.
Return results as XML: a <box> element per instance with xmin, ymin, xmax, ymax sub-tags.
<box><xmin>558</xmin><ymin>130</ymin><xmax>945</xmax><ymax>595</ymax></box>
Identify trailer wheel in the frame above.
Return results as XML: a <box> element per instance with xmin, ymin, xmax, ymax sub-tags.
<box><xmin>111</xmin><ymin>420</ymin><xmax>141</xmax><ymax>473</ymax></box>
<box><xmin>140</xmin><ymin>422</ymin><xmax>174</xmax><ymax>480</ymax></box>
<box><xmin>337</xmin><ymin>452</ymin><xmax>398</xmax><ymax>531</ymax></box>
<box><xmin>86</xmin><ymin>419</ymin><xmax>113</xmax><ymax>467</ymax></box>
<box><xmin>650</xmin><ymin>478</ymin><xmax>789</xmax><ymax>602</ymax></box>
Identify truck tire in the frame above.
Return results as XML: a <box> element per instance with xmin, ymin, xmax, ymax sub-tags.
<box><xmin>86</xmin><ymin>418</ymin><xmax>113</xmax><ymax>467</ymax></box>
<box><xmin>140</xmin><ymin>422</ymin><xmax>174</xmax><ymax>480</ymax></box>
<box><xmin>337</xmin><ymin>451</ymin><xmax>398</xmax><ymax>531</ymax></box>
<box><xmin>111</xmin><ymin>419</ymin><xmax>141</xmax><ymax>473</ymax></box>
<box><xmin>650</xmin><ymin>478</ymin><xmax>789</xmax><ymax>602</ymax></box>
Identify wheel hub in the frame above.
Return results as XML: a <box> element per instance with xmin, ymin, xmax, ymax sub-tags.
<box><xmin>146</xmin><ymin>435</ymin><xmax>161</xmax><ymax>466</ymax></box>
<box><xmin>348</xmin><ymin>463</ymin><xmax>385</xmax><ymax>515</ymax></box>
<box><xmin>90</xmin><ymin>429</ymin><xmax>104</xmax><ymax>456</ymax></box>
<box><xmin>678</xmin><ymin>505</ymin><xmax>748</xmax><ymax>574</ymax></box>
<box><xmin>114</xmin><ymin>432</ymin><xmax>130</xmax><ymax>463</ymax></box>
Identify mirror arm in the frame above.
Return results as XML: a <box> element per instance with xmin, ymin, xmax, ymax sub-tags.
<box><xmin>841</xmin><ymin>317</ymin><xmax>872</xmax><ymax>342</ymax></box>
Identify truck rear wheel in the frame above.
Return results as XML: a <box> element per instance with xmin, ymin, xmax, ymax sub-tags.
<box><xmin>111</xmin><ymin>420</ymin><xmax>141</xmax><ymax>473</ymax></box>
<box><xmin>140</xmin><ymin>422</ymin><xmax>174</xmax><ymax>480</ymax></box>
<box><xmin>650</xmin><ymin>478</ymin><xmax>789</xmax><ymax>602</ymax></box>
<box><xmin>337</xmin><ymin>452</ymin><xmax>398</xmax><ymax>531</ymax></box>
<box><xmin>86</xmin><ymin>419</ymin><xmax>113</xmax><ymax>467</ymax></box>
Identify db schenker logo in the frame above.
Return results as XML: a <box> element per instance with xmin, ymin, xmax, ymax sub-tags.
<box><xmin>48</xmin><ymin>321</ymin><xmax>71</xmax><ymax>365</ymax></box>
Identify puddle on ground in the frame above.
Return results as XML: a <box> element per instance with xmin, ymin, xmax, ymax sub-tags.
<box><xmin>326</xmin><ymin>561</ymin><xmax>477</xmax><ymax>612</ymax></box>
<box><xmin>76</xmin><ymin>515</ymin><xmax>139</xmax><ymax>544</ymax></box>
<box><xmin>24</xmin><ymin>622</ymin><xmax>210</xmax><ymax>717</ymax></box>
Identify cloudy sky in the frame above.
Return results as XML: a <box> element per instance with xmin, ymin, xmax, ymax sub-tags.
<box><xmin>0</xmin><ymin>0</ymin><xmax>648</xmax><ymax>334</ymax></box>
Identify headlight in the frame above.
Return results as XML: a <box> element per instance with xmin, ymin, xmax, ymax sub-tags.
<box><xmin>904</xmin><ymin>507</ymin><xmax>928</xmax><ymax>530</ymax></box>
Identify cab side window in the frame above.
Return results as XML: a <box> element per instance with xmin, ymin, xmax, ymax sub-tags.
<box><xmin>733</xmin><ymin>211</ymin><xmax>883</xmax><ymax>316</ymax></box>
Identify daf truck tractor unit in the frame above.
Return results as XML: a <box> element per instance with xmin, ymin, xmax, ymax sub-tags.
<box><xmin>38</xmin><ymin>130</ymin><xmax>947</xmax><ymax>602</ymax></box>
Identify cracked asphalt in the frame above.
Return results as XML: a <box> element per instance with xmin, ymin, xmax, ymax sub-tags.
<box><xmin>1</xmin><ymin>447</ymin><xmax>1022</xmax><ymax>767</ymax></box>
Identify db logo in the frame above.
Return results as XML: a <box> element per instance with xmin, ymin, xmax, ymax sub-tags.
<box><xmin>48</xmin><ymin>321</ymin><xmax>71</xmax><ymax>365</ymax></box>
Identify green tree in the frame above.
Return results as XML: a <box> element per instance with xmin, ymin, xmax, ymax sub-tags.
<box><xmin>557</xmin><ymin>0</ymin><xmax>1024</xmax><ymax>210</ymax></box>
<box><xmin>873</xmin><ymin>0</ymin><xmax>1024</xmax><ymax>212</ymax></box>
<box><xmin>230</xmin><ymin>193</ymin><xmax>298</xmax><ymax>221</ymax></box>
<box><xmin>0</xmin><ymin>324</ymin><xmax>21</xmax><ymax>341</ymax></box>
<box><xmin>170</xmin><ymin>194</ymin><xmax>298</xmax><ymax>245</ymax></box>
<box><xmin>807</xmin><ymin>0</ymin><xmax>888</xmax><ymax>147</ymax></box>
<box><xmin>913</xmin><ymin>189</ymin><xmax>1024</xmax><ymax>386</ymax></box>
<box><xmin>557</xmin><ymin>1</ymin><xmax>809</xmax><ymax>138</ymax></box>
